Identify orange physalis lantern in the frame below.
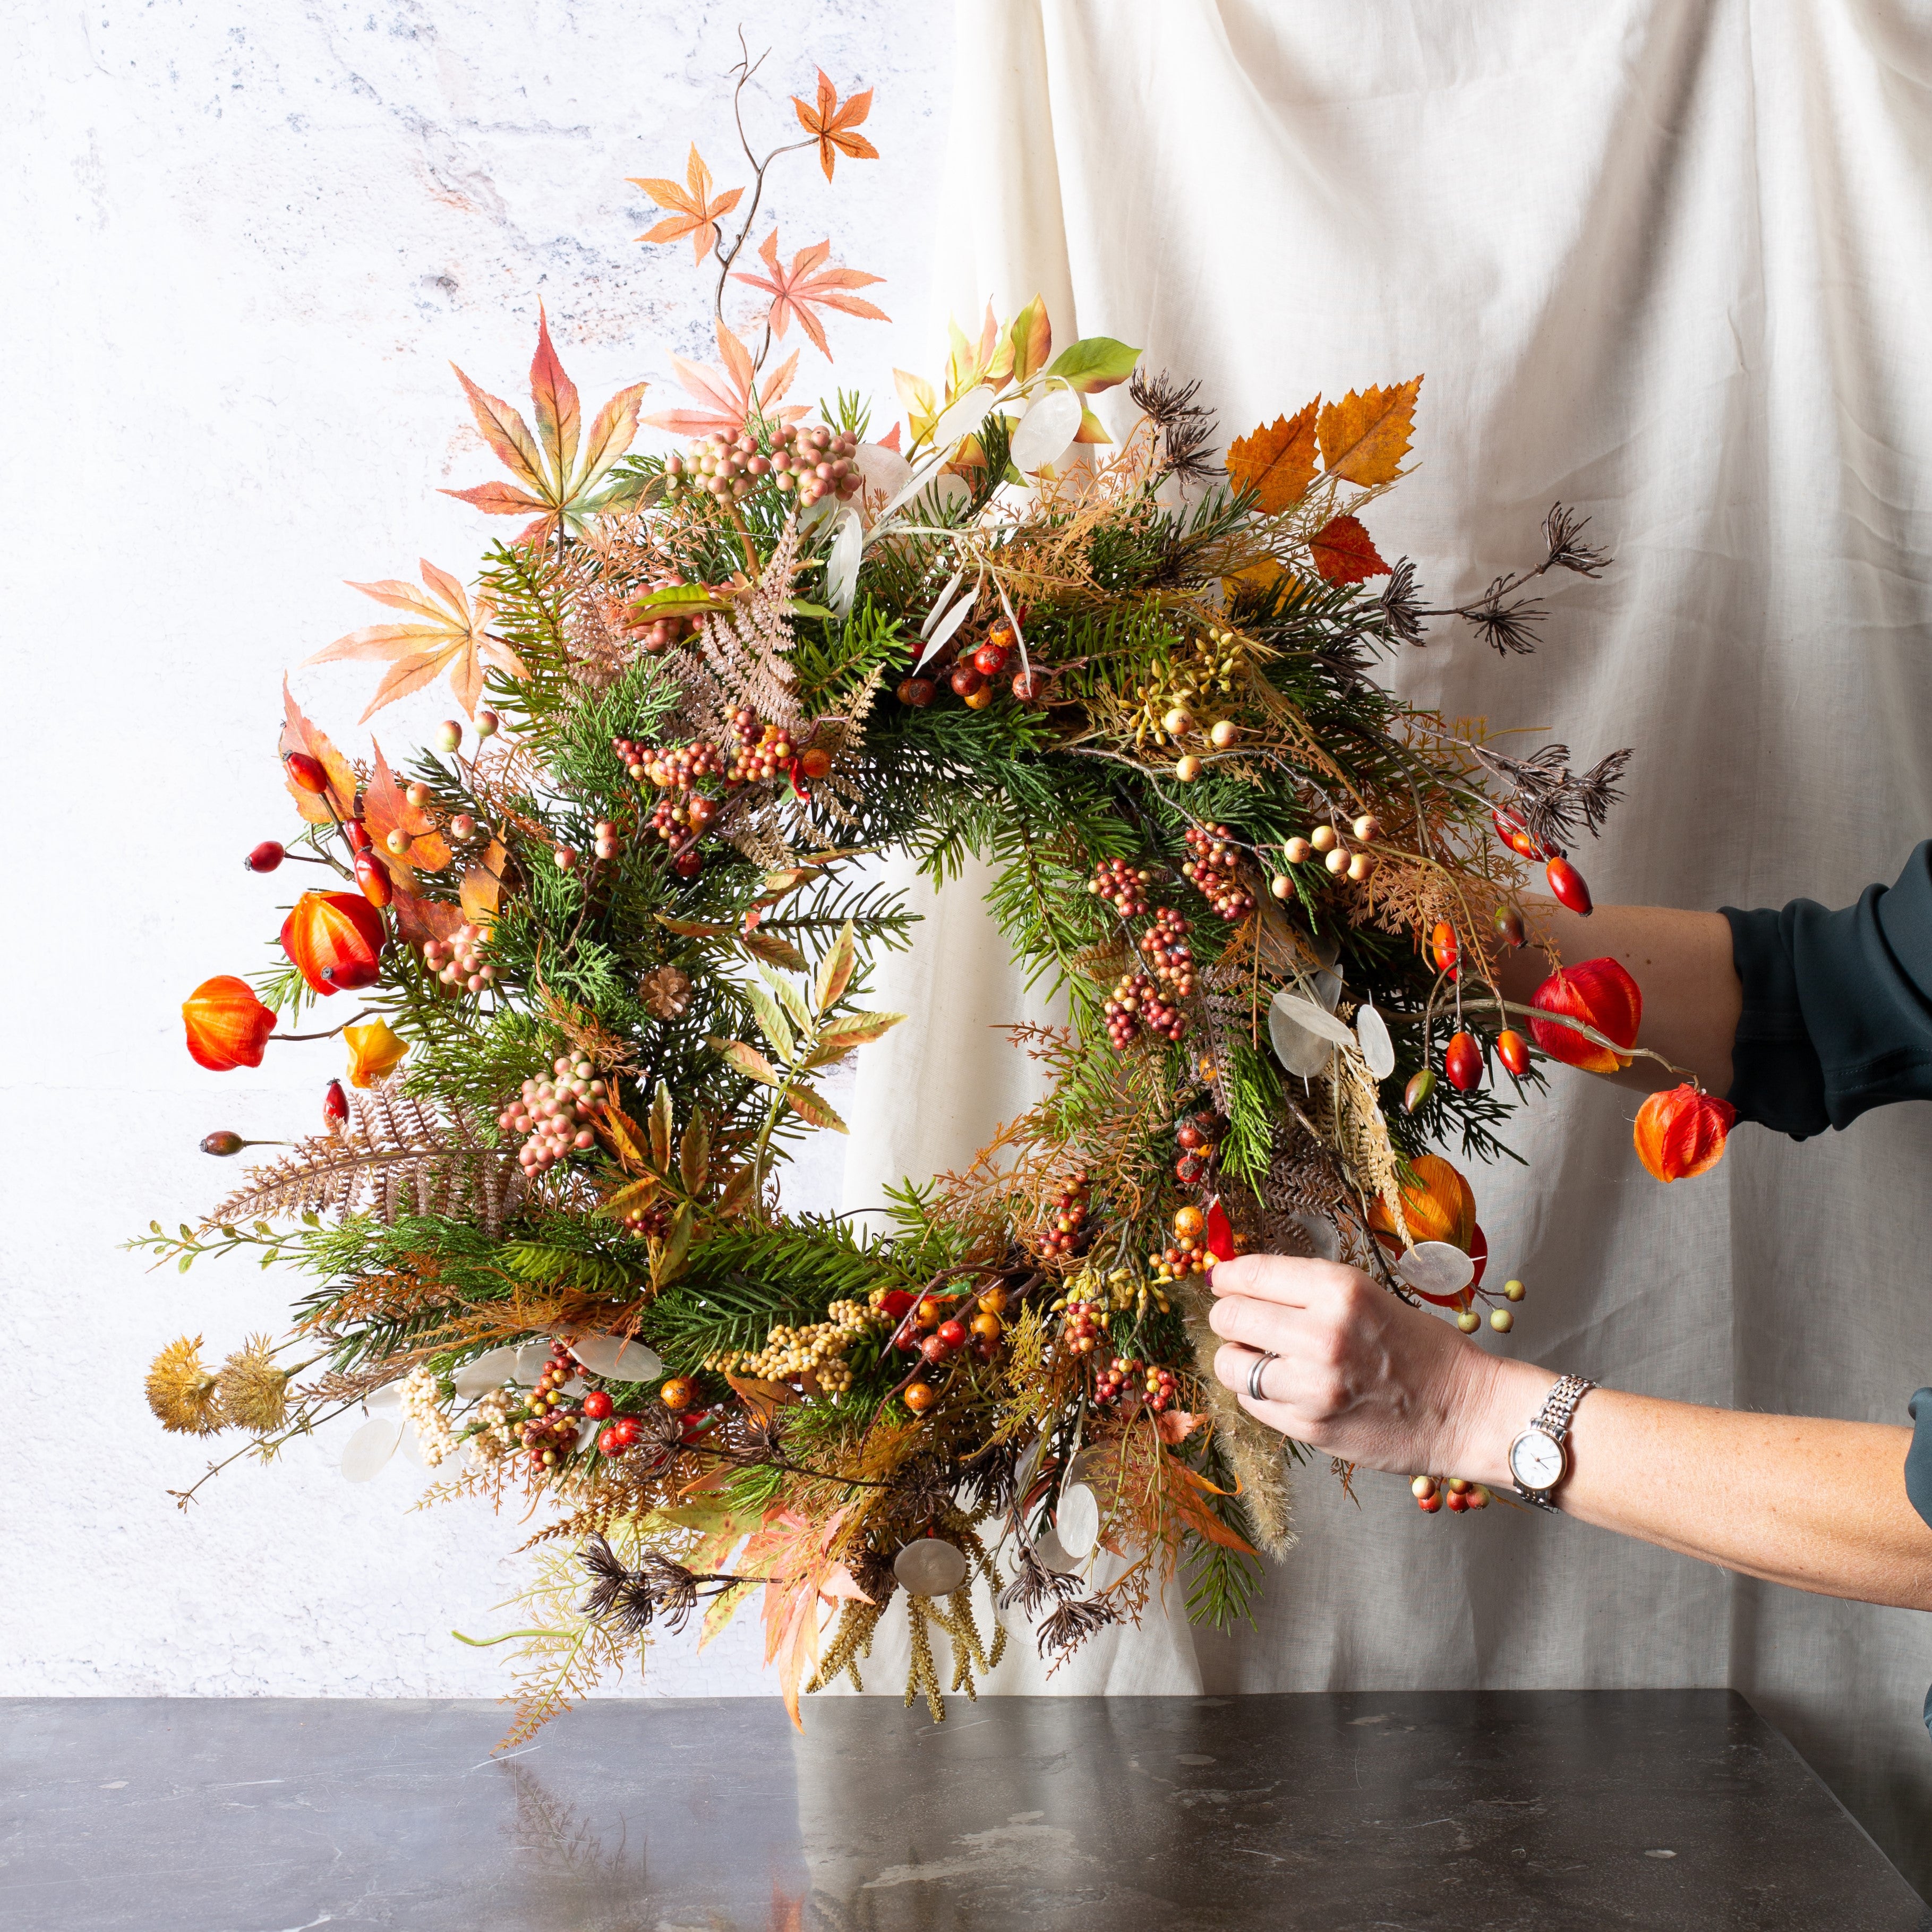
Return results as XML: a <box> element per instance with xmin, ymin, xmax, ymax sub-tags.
<box><xmin>182</xmin><ymin>976</ymin><xmax>277</xmax><ymax>1072</ymax></box>
<box><xmin>1634</xmin><ymin>1084</ymin><xmax>1736</xmax><ymax>1183</ymax></box>
<box><xmin>343</xmin><ymin>1018</ymin><xmax>408</xmax><ymax>1089</ymax></box>
<box><xmin>1529</xmin><ymin>957</ymin><xmax>1641</xmax><ymax>1073</ymax></box>
<box><xmin>1367</xmin><ymin>1153</ymin><xmax>1476</xmax><ymax>1253</ymax></box>
<box><xmin>280</xmin><ymin>891</ymin><xmax>386</xmax><ymax>996</ymax></box>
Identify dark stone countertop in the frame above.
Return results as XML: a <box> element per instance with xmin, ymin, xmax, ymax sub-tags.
<box><xmin>3</xmin><ymin>1690</ymin><xmax>1924</xmax><ymax>1930</ymax></box>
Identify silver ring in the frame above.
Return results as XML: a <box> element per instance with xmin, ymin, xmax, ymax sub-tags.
<box><xmin>1246</xmin><ymin>1350</ymin><xmax>1278</xmax><ymax>1401</ymax></box>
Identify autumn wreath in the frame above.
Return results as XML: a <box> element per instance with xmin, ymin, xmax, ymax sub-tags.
<box><xmin>140</xmin><ymin>49</ymin><xmax>1729</xmax><ymax>1738</ymax></box>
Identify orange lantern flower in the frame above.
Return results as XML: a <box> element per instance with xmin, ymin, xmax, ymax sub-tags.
<box><xmin>1529</xmin><ymin>957</ymin><xmax>1641</xmax><ymax>1073</ymax></box>
<box><xmin>343</xmin><ymin>1018</ymin><xmax>409</xmax><ymax>1088</ymax></box>
<box><xmin>182</xmin><ymin>976</ymin><xmax>277</xmax><ymax>1072</ymax></box>
<box><xmin>1634</xmin><ymin>1084</ymin><xmax>1736</xmax><ymax>1183</ymax></box>
<box><xmin>281</xmin><ymin>891</ymin><xmax>386</xmax><ymax>996</ymax></box>
<box><xmin>1368</xmin><ymin>1152</ymin><xmax>1476</xmax><ymax>1253</ymax></box>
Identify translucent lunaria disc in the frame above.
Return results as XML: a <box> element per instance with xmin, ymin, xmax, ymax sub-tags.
<box><xmin>452</xmin><ymin>1346</ymin><xmax>521</xmax><ymax>1396</ymax></box>
<box><xmin>1031</xmin><ymin>1527</ymin><xmax>1079</xmax><ymax>1575</ymax></box>
<box><xmin>1290</xmin><ymin>1211</ymin><xmax>1343</xmax><ymax>1263</ymax></box>
<box><xmin>1398</xmin><ymin>1241</ymin><xmax>1476</xmax><ymax>1297</ymax></box>
<box><xmin>1268</xmin><ymin>990</ymin><xmax>1339</xmax><ymax>1078</ymax></box>
<box><xmin>1356</xmin><ymin>1004</ymin><xmax>1396</xmax><ymax>1080</ymax></box>
<box><xmin>893</xmin><ymin>1538</ymin><xmax>970</xmax><ymax>1598</ymax></box>
<box><xmin>340</xmin><ymin>1417</ymin><xmax>401</xmax><ymax>1483</ymax></box>
<box><xmin>1010</xmin><ymin>386</ymin><xmax>1083</xmax><ymax>472</ymax></box>
<box><xmin>1273</xmin><ymin>990</ymin><xmax>1357</xmax><ymax>1049</ymax></box>
<box><xmin>512</xmin><ymin>1340</ymin><xmax>553</xmax><ymax>1384</ymax></box>
<box><xmin>398</xmin><ymin>1421</ymin><xmax>426</xmax><ymax>1467</ymax></box>
<box><xmin>566</xmin><ymin>1331</ymin><xmax>664</xmax><ymax>1384</ymax></box>
<box><xmin>1056</xmin><ymin>1481</ymin><xmax>1101</xmax><ymax>1561</ymax></box>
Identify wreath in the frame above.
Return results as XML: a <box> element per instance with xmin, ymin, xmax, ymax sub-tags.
<box><xmin>140</xmin><ymin>50</ymin><xmax>1732</xmax><ymax>1739</ymax></box>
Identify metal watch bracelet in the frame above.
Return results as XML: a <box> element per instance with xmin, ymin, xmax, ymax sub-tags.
<box><xmin>1512</xmin><ymin>1373</ymin><xmax>1596</xmax><ymax>1511</ymax></box>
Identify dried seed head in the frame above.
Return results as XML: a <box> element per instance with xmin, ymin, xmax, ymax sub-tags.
<box><xmin>216</xmin><ymin>1333</ymin><xmax>294</xmax><ymax>1433</ymax></box>
<box><xmin>146</xmin><ymin>1335</ymin><xmax>225</xmax><ymax>1436</ymax></box>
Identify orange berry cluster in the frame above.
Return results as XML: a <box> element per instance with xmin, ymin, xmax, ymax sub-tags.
<box><xmin>1174</xmin><ymin>1107</ymin><xmax>1224</xmax><ymax>1186</ymax></box>
<box><xmin>1089</xmin><ymin>857</ymin><xmax>1152</xmax><ymax>918</ymax></box>
<box><xmin>1105</xmin><ymin>970</ymin><xmax>1187</xmax><ymax>1048</ymax></box>
<box><xmin>1181</xmin><ymin>823</ymin><xmax>1254</xmax><ymax>920</ymax></box>
<box><xmin>1152</xmin><ymin>1203</ymin><xmax>1212</xmax><ymax>1285</ymax></box>
<box><xmin>518</xmin><ymin>1342</ymin><xmax>588</xmax><ymax>1471</ymax></box>
<box><xmin>1037</xmin><ymin>1174</ymin><xmax>1092</xmax><ymax>1258</ymax></box>
<box><xmin>1096</xmin><ymin>1356</ymin><xmax>1181</xmax><ymax>1414</ymax></box>
<box><xmin>1061</xmin><ymin>1298</ymin><xmax>1103</xmax><ymax>1356</ymax></box>
<box><xmin>723</xmin><ymin>707</ymin><xmax>795</xmax><ymax>784</ymax></box>
<box><xmin>1413</xmin><ymin>1475</ymin><xmax>1492</xmax><ymax>1515</ymax></box>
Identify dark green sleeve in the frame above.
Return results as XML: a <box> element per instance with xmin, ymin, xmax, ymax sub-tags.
<box><xmin>1720</xmin><ymin>842</ymin><xmax>1932</xmax><ymax>1139</ymax></box>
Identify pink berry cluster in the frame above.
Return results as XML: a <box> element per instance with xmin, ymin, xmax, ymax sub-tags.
<box><xmin>1105</xmin><ymin>970</ymin><xmax>1188</xmax><ymax>1047</ymax></box>
<box><xmin>499</xmin><ymin>1057</ymin><xmax>608</xmax><ymax>1177</ymax></box>
<box><xmin>663</xmin><ymin>433</ymin><xmax>769</xmax><ymax>502</ymax></box>
<box><xmin>423</xmin><ymin>922</ymin><xmax>495</xmax><ymax>994</ymax></box>
<box><xmin>1088</xmin><ymin>857</ymin><xmax>1152</xmax><ymax>918</ymax></box>
<box><xmin>1138</xmin><ymin>907</ymin><xmax>1198</xmax><ymax>997</ymax></box>
<box><xmin>770</xmin><ymin>423</ymin><xmax>862</xmax><ymax>505</ymax></box>
<box><xmin>623</xmin><ymin>576</ymin><xmax>705</xmax><ymax>653</ymax></box>
<box><xmin>593</xmin><ymin>819</ymin><xmax>621</xmax><ymax>862</ymax></box>
<box><xmin>1181</xmin><ymin>823</ymin><xmax>1254</xmax><ymax>920</ymax></box>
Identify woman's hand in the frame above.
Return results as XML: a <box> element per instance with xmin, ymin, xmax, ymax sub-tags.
<box><xmin>1207</xmin><ymin>1254</ymin><xmax>1552</xmax><ymax>1482</ymax></box>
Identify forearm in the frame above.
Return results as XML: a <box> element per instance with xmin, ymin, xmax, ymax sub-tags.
<box><xmin>1451</xmin><ymin>1354</ymin><xmax>1932</xmax><ymax>1610</ymax></box>
<box><xmin>1490</xmin><ymin>900</ymin><xmax>1740</xmax><ymax>1098</ymax></box>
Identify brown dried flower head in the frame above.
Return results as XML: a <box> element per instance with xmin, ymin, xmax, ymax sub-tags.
<box><xmin>146</xmin><ymin>1335</ymin><xmax>224</xmax><ymax>1436</ymax></box>
<box><xmin>217</xmin><ymin>1333</ymin><xmax>294</xmax><ymax>1433</ymax></box>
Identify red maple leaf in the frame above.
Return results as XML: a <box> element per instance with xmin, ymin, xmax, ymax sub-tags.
<box><xmin>731</xmin><ymin>230</ymin><xmax>888</xmax><ymax>359</ymax></box>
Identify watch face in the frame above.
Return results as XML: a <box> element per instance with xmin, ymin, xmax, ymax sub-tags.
<box><xmin>1509</xmin><ymin>1429</ymin><xmax>1565</xmax><ymax>1490</ymax></box>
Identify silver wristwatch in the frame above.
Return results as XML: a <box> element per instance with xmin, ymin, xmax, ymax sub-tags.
<box><xmin>1508</xmin><ymin>1374</ymin><xmax>1595</xmax><ymax>1511</ymax></box>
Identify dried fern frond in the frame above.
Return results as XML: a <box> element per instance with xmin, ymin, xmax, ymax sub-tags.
<box><xmin>207</xmin><ymin>1085</ymin><xmax>527</xmax><ymax>1235</ymax></box>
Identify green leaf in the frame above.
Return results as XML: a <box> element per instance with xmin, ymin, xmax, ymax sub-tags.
<box><xmin>628</xmin><ymin>583</ymin><xmax>722</xmax><ymax>614</ymax></box>
<box><xmin>1046</xmin><ymin>336</ymin><xmax>1141</xmax><ymax>394</ymax></box>
<box><xmin>743</xmin><ymin>982</ymin><xmax>796</xmax><ymax>1062</ymax></box>
<box><xmin>650</xmin><ymin>1080</ymin><xmax>675</xmax><ymax>1172</ymax></box>
<box><xmin>802</xmin><ymin>1011</ymin><xmax>905</xmax><ymax>1066</ymax></box>
<box><xmin>679</xmin><ymin>1112</ymin><xmax>710</xmax><ymax>1195</ymax></box>
<box><xmin>783</xmin><ymin>1082</ymin><xmax>848</xmax><ymax>1133</ymax></box>
<box><xmin>787</xmin><ymin>597</ymin><xmax>840</xmax><ymax>620</ymax></box>
<box><xmin>766</xmin><ymin>965</ymin><xmax>815</xmax><ymax>1040</ymax></box>
<box><xmin>814</xmin><ymin>918</ymin><xmax>858</xmax><ymax>1015</ymax></box>
<box><xmin>708</xmin><ymin>1037</ymin><xmax>784</xmax><ymax>1089</ymax></box>
<box><xmin>656</xmin><ymin>1202</ymin><xmax>696</xmax><ymax>1286</ymax></box>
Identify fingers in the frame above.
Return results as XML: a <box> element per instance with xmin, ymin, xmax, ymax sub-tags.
<box><xmin>1208</xmin><ymin>1252</ymin><xmax>1362</xmax><ymax>1307</ymax></box>
<box><xmin>1206</xmin><ymin>1290</ymin><xmax>1309</xmax><ymax>1354</ymax></box>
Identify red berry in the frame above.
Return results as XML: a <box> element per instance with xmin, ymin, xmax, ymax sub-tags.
<box><xmin>1175</xmin><ymin>1152</ymin><xmax>1207</xmax><ymax>1184</ymax></box>
<box><xmin>921</xmin><ymin>1334</ymin><xmax>953</xmax><ymax>1364</ymax></box>
<box><xmin>1429</xmin><ymin>920</ymin><xmax>1459</xmax><ymax>978</ymax></box>
<box><xmin>1446</xmin><ymin>1489</ymin><xmax>1470</xmax><ymax>1512</ymax></box>
<box><xmin>1444</xmin><ymin>1031</ymin><xmax>1483</xmax><ymax>1092</ymax></box>
<box><xmin>673</xmin><ymin>849</ymin><xmax>703</xmax><ymax>878</ymax></box>
<box><xmin>581</xmin><ymin>1390</ymin><xmax>613</xmax><ymax>1421</ymax></box>
<box><xmin>1011</xmin><ymin>666</ymin><xmax>1048</xmax><ymax>703</ymax></box>
<box><xmin>1497</xmin><ymin>1029</ymin><xmax>1532</xmax><ymax>1079</ymax></box>
<box><xmin>284</xmin><ymin>751</ymin><xmax>329</xmax><ymax>794</ymax></box>
<box><xmin>972</xmin><ymin>641</ymin><xmax>1011</xmax><ymax>677</ymax></box>
<box><xmin>1418</xmin><ymin>1492</ymin><xmax>1443</xmax><ymax>1512</ymax></box>
<box><xmin>897</xmin><ymin>677</ymin><xmax>936</xmax><ymax>707</ymax></box>
<box><xmin>245</xmin><ymin>841</ymin><xmax>286</xmax><ymax>873</ymax></box>
<box><xmin>1492</xmin><ymin>809</ymin><xmax>1545</xmax><ymax>859</ymax></box>
<box><xmin>950</xmin><ymin>665</ymin><xmax>985</xmax><ymax>699</ymax></box>
<box><xmin>322</xmin><ymin>1079</ymin><xmax>349</xmax><ymax>1127</ymax></box>
<box><xmin>612</xmin><ymin>1416</ymin><xmax>640</xmax><ymax>1446</ymax></box>
<box><xmin>1545</xmin><ymin>855</ymin><xmax>1593</xmax><ymax>915</ymax></box>
<box><xmin>1492</xmin><ymin>903</ymin><xmax>1527</xmax><ymax>948</ymax></box>
<box><xmin>598</xmin><ymin>1425</ymin><xmax>628</xmax><ymax>1457</ymax></box>
<box><xmin>798</xmin><ymin>747</ymin><xmax>832</xmax><ymax>780</ymax></box>
<box><xmin>353</xmin><ymin>849</ymin><xmax>394</xmax><ymax>909</ymax></box>
<box><xmin>936</xmin><ymin>1318</ymin><xmax>967</xmax><ymax>1349</ymax></box>
<box><xmin>345</xmin><ymin>820</ymin><xmax>372</xmax><ymax>852</ymax></box>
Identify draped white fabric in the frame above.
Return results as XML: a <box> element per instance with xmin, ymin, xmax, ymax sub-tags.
<box><xmin>842</xmin><ymin>0</ymin><xmax>1932</xmax><ymax>1879</ymax></box>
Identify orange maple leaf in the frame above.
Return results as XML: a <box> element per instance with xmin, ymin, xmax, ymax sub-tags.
<box><xmin>629</xmin><ymin>143</ymin><xmax>744</xmax><ymax>264</ymax></box>
<box><xmin>443</xmin><ymin>304</ymin><xmax>651</xmax><ymax>545</ymax></box>
<box><xmin>790</xmin><ymin>69</ymin><xmax>879</xmax><ymax>181</ymax></box>
<box><xmin>278</xmin><ymin>680</ymin><xmax>359</xmax><ymax>826</ymax></box>
<box><xmin>1310</xmin><ymin>514</ymin><xmax>1390</xmax><ymax>584</ymax></box>
<box><xmin>360</xmin><ymin>742</ymin><xmax>452</xmax><ymax>890</ymax></box>
<box><xmin>731</xmin><ymin>230</ymin><xmax>888</xmax><ymax>360</ymax></box>
<box><xmin>307</xmin><ymin>560</ymin><xmax>527</xmax><ymax>720</ymax></box>
<box><xmin>1226</xmin><ymin>400</ymin><xmax>1319</xmax><ymax>512</ymax></box>
<box><xmin>644</xmin><ymin>321</ymin><xmax>806</xmax><ymax>438</ymax></box>
<box><xmin>1315</xmin><ymin>377</ymin><xmax>1422</xmax><ymax>486</ymax></box>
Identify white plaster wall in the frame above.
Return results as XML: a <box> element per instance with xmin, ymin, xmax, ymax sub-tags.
<box><xmin>3</xmin><ymin>1</ymin><xmax>947</xmax><ymax>1695</ymax></box>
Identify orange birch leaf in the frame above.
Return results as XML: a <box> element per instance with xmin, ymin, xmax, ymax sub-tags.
<box><xmin>1226</xmin><ymin>401</ymin><xmax>1319</xmax><ymax>512</ymax></box>
<box><xmin>1309</xmin><ymin>514</ymin><xmax>1390</xmax><ymax>584</ymax></box>
<box><xmin>390</xmin><ymin>886</ymin><xmax>463</xmax><ymax>948</ymax></box>
<box><xmin>1315</xmin><ymin>377</ymin><xmax>1422</xmax><ymax>485</ymax></box>
<box><xmin>459</xmin><ymin>838</ymin><xmax>507</xmax><ymax>925</ymax></box>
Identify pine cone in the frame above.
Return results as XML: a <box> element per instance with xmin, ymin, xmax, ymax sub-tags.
<box><xmin>639</xmin><ymin>965</ymin><xmax>693</xmax><ymax>1020</ymax></box>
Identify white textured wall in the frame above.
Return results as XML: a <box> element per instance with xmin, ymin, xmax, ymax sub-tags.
<box><xmin>4</xmin><ymin>1</ymin><xmax>946</xmax><ymax>1695</ymax></box>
